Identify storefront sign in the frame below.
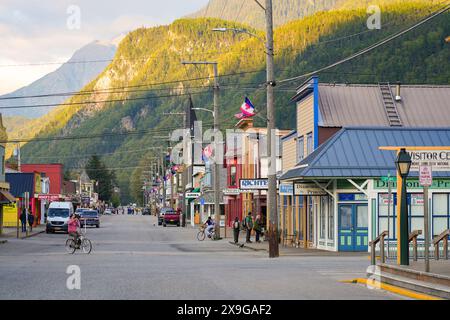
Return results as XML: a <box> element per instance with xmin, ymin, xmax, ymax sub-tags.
<box><xmin>419</xmin><ymin>165</ymin><xmax>433</xmax><ymax>187</ymax></box>
<box><xmin>374</xmin><ymin>178</ymin><xmax>450</xmax><ymax>190</ymax></box>
<box><xmin>408</xmin><ymin>150</ymin><xmax>450</xmax><ymax>171</ymax></box>
<box><xmin>240</xmin><ymin>179</ymin><xmax>268</xmax><ymax>190</ymax></box>
<box><xmin>294</xmin><ymin>183</ymin><xmax>327</xmax><ymax>196</ymax></box>
<box><xmin>185</xmin><ymin>192</ymin><xmax>201</xmax><ymax>199</ymax></box>
<box><xmin>37</xmin><ymin>194</ymin><xmax>61</xmax><ymax>201</ymax></box>
<box><xmin>223</xmin><ymin>188</ymin><xmax>241</xmax><ymax>195</ymax></box>
<box><xmin>338</xmin><ymin>193</ymin><xmax>368</xmax><ymax>201</ymax></box>
<box><xmin>279</xmin><ymin>183</ymin><xmax>294</xmax><ymax>195</ymax></box>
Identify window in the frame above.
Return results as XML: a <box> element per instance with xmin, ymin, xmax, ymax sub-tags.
<box><xmin>432</xmin><ymin>194</ymin><xmax>449</xmax><ymax>237</ymax></box>
<box><xmin>230</xmin><ymin>165</ymin><xmax>237</xmax><ymax>186</ymax></box>
<box><xmin>306</xmin><ymin>132</ymin><xmax>313</xmax><ymax>155</ymax></box>
<box><xmin>297</xmin><ymin>136</ymin><xmax>304</xmax><ymax>162</ymax></box>
<box><xmin>328</xmin><ymin>197</ymin><xmax>334</xmax><ymax>240</ymax></box>
<box><xmin>320</xmin><ymin>197</ymin><xmax>327</xmax><ymax>239</ymax></box>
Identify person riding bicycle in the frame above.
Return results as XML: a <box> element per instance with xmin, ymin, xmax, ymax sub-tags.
<box><xmin>203</xmin><ymin>216</ymin><xmax>215</xmax><ymax>238</ymax></box>
<box><xmin>68</xmin><ymin>213</ymin><xmax>81</xmax><ymax>245</ymax></box>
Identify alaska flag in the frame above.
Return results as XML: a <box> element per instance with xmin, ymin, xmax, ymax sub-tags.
<box><xmin>235</xmin><ymin>97</ymin><xmax>256</xmax><ymax>119</ymax></box>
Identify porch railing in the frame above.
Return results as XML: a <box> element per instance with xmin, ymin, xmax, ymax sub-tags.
<box><xmin>433</xmin><ymin>229</ymin><xmax>449</xmax><ymax>260</ymax></box>
<box><xmin>370</xmin><ymin>230</ymin><xmax>388</xmax><ymax>265</ymax></box>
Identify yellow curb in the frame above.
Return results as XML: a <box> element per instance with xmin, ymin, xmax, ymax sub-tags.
<box><xmin>340</xmin><ymin>278</ymin><xmax>443</xmax><ymax>300</ymax></box>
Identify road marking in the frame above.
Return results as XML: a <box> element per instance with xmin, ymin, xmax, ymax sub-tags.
<box><xmin>341</xmin><ymin>278</ymin><xmax>443</xmax><ymax>300</ymax></box>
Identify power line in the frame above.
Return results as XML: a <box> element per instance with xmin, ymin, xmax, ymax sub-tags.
<box><xmin>278</xmin><ymin>3</ymin><xmax>450</xmax><ymax>85</ymax></box>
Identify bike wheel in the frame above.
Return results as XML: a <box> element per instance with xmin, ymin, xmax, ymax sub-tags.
<box><xmin>197</xmin><ymin>231</ymin><xmax>205</xmax><ymax>241</ymax></box>
<box><xmin>81</xmin><ymin>238</ymin><xmax>92</xmax><ymax>254</ymax></box>
<box><xmin>65</xmin><ymin>239</ymin><xmax>76</xmax><ymax>254</ymax></box>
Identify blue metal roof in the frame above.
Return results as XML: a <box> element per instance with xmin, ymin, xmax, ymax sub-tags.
<box><xmin>6</xmin><ymin>173</ymin><xmax>35</xmax><ymax>197</ymax></box>
<box><xmin>280</xmin><ymin>127</ymin><xmax>450</xmax><ymax>180</ymax></box>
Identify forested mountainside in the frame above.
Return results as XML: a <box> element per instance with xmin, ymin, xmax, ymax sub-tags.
<box><xmin>12</xmin><ymin>0</ymin><xmax>450</xmax><ymax>202</ymax></box>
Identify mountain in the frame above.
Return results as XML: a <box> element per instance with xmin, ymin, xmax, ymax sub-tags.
<box><xmin>13</xmin><ymin>0</ymin><xmax>450</xmax><ymax>203</ymax></box>
<box><xmin>0</xmin><ymin>40</ymin><xmax>117</xmax><ymax>119</ymax></box>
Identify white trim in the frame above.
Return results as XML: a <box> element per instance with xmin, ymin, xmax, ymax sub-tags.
<box><xmin>346</xmin><ymin>179</ymin><xmax>370</xmax><ymax>196</ymax></box>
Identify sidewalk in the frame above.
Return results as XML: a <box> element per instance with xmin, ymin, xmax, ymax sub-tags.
<box><xmin>230</xmin><ymin>239</ymin><xmax>368</xmax><ymax>257</ymax></box>
<box><xmin>0</xmin><ymin>225</ymin><xmax>45</xmax><ymax>242</ymax></box>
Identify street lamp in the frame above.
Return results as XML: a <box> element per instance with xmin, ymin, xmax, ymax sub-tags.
<box><xmin>395</xmin><ymin>148</ymin><xmax>412</xmax><ymax>265</ymax></box>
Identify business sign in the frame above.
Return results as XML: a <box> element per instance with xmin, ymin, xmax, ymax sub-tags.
<box><xmin>240</xmin><ymin>179</ymin><xmax>268</xmax><ymax>190</ymax></box>
<box><xmin>419</xmin><ymin>165</ymin><xmax>433</xmax><ymax>187</ymax></box>
<box><xmin>185</xmin><ymin>192</ymin><xmax>201</xmax><ymax>199</ymax></box>
<box><xmin>408</xmin><ymin>150</ymin><xmax>450</xmax><ymax>171</ymax></box>
<box><xmin>81</xmin><ymin>196</ymin><xmax>90</xmax><ymax>206</ymax></box>
<box><xmin>37</xmin><ymin>194</ymin><xmax>61</xmax><ymax>202</ymax></box>
<box><xmin>374</xmin><ymin>178</ymin><xmax>450</xmax><ymax>190</ymax></box>
<box><xmin>223</xmin><ymin>188</ymin><xmax>241</xmax><ymax>195</ymax></box>
<box><xmin>294</xmin><ymin>183</ymin><xmax>327</xmax><ymax>196</ymax></box>
<box><xmin>279</xmin><ymin>183</ymin><xmax>294</xmax><ymax>195</ymax></box>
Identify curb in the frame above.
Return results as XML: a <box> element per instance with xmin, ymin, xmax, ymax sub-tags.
<box><xmin>341</xmin><ymin>278</ymin><xmax>443</xmax><ymax>300</ymax></box>
<box><xmin>21</xmin><ymin>230</ymin><xmax>45</xmax><ymax>239</ymax></box>
<box><xmin>229</xmin><ymin>241</ymin><xmax>267</xmax><ymax>252</ymax></box>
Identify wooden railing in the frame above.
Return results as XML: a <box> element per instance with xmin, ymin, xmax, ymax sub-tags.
<box><xmin>408</xmin><ymin>230</ymin><xmax>422</xmax><ymax>261</ymax></box>
<box><xmin>370</xmin><ymin>230</ymin><xmax>388</xmax><ymax>265</ymax></box>
<box><xmin>433</xmin><ymin>229</ymin><xmax>450</xmax><ymax>260</ymax></box>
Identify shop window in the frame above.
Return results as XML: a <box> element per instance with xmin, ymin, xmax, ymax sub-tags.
<box><xmin>230</xmin><ymin>165</ymin><xmax>237</xmax><ymax>186</ymax></box>
<box><xmin>328</xmin><ymin>197</ymin><xmax>334</xmax><ymax>241</ymax></box>
<box><xmin>320</xmin><ymin>197</ymin><xmax>327</xmax><ymax>239</ymax></box>
<box><xmin>432</xmin><ymin>193</ymin><xmax>449</xmax><ymax>237</ymax></box>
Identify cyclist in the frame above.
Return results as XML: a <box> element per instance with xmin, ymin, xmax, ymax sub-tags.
<box><xmin>68</xmin><ymin>213</ymin><xmax>81</xmax><ymax>245</ymax></box>
<box><xmin>203</xmin><ymin>216</ymin><xmax>215</xmax><ymax>238</ymax></box>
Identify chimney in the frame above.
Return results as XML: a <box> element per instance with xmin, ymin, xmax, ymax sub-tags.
<box><xmin>395</xmin><ymin>82</ymin><xmax>402</xmax><ymax>101</ymax></box>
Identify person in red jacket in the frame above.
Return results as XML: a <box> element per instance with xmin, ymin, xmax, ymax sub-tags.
<box><xmin>68</xmin><ymin>214</ymin><xmax>81</xmax><ymax>245</ymax></box>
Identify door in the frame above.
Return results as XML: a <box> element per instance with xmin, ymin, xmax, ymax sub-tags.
<box><xmin>338</xmin><ymin>204</ymin><xmax>368</xmax><ymax>251</ymax></box>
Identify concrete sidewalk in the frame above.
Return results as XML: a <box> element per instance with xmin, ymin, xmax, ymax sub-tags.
<box><xmin>0</xmin><ymin>225</ymin><xmax>45</xmax><ymax>241</ymax></box>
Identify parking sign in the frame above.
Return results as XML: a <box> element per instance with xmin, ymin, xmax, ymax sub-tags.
<box><xmin>419</xmin><ymin>165</ymin><xmax>432</xmax><ymax>186</ymax></box>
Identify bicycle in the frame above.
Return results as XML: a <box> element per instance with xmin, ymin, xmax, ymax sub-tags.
<box><xmin>197</xmin><ymin>225</ymin><xmax>216</xmax><ymax>241</ymax></box>
<box><xmin>65</xmin><ymin>230</ymin><xmax>92</xmax><ymax>254</ymax></box>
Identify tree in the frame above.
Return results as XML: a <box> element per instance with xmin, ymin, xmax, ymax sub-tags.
<box><xmin>85</xmin><ymin>155</ymin><xmax>115</xmax><ymax>202</ymax></box>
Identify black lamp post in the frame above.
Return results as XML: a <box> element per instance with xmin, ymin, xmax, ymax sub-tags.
<box><xmin>395</xmin><ymin>148</ymin><xmax>412</xmax><ymax>265</ymax></box>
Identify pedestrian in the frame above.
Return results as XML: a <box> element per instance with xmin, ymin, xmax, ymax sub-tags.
<box><xmin>244</xmin><ymin>212</ymin><xmax>253</xmax><ymax>243</ymax></box>
<box><xmin>253</xmin><ymin>214</ymin><xmax>262</xmax><ymax>243</ymax></box>
<box><xmin>28</xmin><ymin>211</ymin><xmax>35</xmax><ymax>232</ymax></box>
<box><xmin>233</xmin><ymin>217</ymin><xmax>240</xmax><ymax>244</ymax></box>
<box><xmin>20</xmin><ymin>207</ymin><xmax>27</xmax><ymax>232</ymax></box>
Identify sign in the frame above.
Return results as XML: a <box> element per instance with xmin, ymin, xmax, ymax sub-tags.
<box><xmin>81</xmin><ymin>196</ymin><xmax>90</xmax><ymax>206</ymax></box>
<box><xmin>240</xmin><ymin>179</ymin><xmax>268</xmax><ymax>190</ymax></box>
<box><xmin>223</xmin><ymin>188</ymin><xmax>241</xmax><ymax>195</ymax></box>
<box><xmin>374</xmin><ymin>178</ymin><xmax>450</xmax><ymax>190</ymax></box>
<box><xmin>37</xmin><ymin>194</ymin><xmax>61</xmax><ymax>202</ymax></box>
<box><xmin>381</xmin><ymin>176</ymin><xmax>397</xmax><ymax>183</ymax></box>
<box><xmin>200</xmin><ymin>198</ymin><xmax>205</xmax><ymax>205</ymax></box>
<box><xmin>408</xmin><ymin>150</ymin><xmax>450</xmax><ymax>172</ymax></box>
<box><xmin>419</xmin><ymin>165</ymin><xmax>433</xmax><ymax>187</ymax></box>
<box><xmin>279</xmin><ymin>183</ymin><xmax>294</xmax><ymax>195</ymax></box>
<box><xmin>34</xmin><ymin>173</ymin><xmax>42</xmax><ymax>194</ymax></box>
<box><xmin>185</xmin><ymin>192</ymin><xmax>201</xmax><ymax>199</ymax></box>
<box><xmin>294</xmin><ymin>183</ymin><xmax>327</xmax><ymax>196</ymax></box>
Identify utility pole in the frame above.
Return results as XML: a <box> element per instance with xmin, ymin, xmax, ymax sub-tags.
<box><xmin>264</xmin><ymin>0</ymin><xmax>279</xmax><ymax>258</ymax></box>
<box><xmin>182</xmin><ymin>61</ymin><xmax>221</xmax><ymax>239</ymax></box>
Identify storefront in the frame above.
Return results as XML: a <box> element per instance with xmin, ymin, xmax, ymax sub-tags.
<box><xmin>280</xmin><ymin>127</ymin><xmax>450</xmax><ymax>253</ymax></box>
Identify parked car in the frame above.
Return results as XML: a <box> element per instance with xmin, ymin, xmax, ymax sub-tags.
<box><xmin>104</xmin><ymin>208</ymin><xmax>112</xmax><ymax>215</ymax></box>
<box><xmin>158</xmin><ymin>207</ymin><xmax>176</xmax><ymax>226</ymax></box>
<box><xmin>142</xmin><ymin>207</ymin><xmax>151</xmax><ymax>215</ymax></box>
<box><xmin>46</xmin><ymin>202</ymin><xmax>74</xmax><ymax>234</ymax></box>
<box><xmin>163</xmin><ymin>209</ymin><xmax>181</xmax><ymax>227</ymax></box>
<box><xmin>80</xmin><ymin>210</ymin><xmax>100</xmax><ymax>228</ymax></box>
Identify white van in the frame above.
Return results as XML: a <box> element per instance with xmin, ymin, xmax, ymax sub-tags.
<box><xmin>46</xmin><ymin>202</ymin><xmax>74</xmax><ymax>233</ymax></box>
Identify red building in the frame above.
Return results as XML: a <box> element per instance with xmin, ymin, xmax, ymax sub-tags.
<box><xmin>21</xmin><ymin>164</ymin><xmax>63</xmax><ymax>195</ymax></box>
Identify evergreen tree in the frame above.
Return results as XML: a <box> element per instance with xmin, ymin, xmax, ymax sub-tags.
<box><xmin>85</xmin><ymin>155</ymin><xmax>114</xmax><ymax>202</ymax></box>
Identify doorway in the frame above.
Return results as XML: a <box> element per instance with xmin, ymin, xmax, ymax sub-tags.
<box><xmin>338</xmin><ymin>204</ymin><xmax>368</xmax><ymax>251</ymax></box>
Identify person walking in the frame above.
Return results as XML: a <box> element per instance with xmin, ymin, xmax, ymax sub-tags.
<box><xmin>20</xmin><ymin>207</ymin><xmax>27</xmax><ymax>233</ymax></box>
<box><xmin>233</xmin><ymin>217</ymin><xmax>240</xmax><ymax>244</ymax></box>
<box><xmin>27</xmin><ymin>210</ymin><xmax>35</xmax><ymax>232</ymax></box>
<box><xmin>244</xmin><ymin>212</ymin><xmax>253</xmax><ymax>243</ymax></box>
<box><xmin>253</xmin><ymin>215</ymin><xmax>262</xmax><ymax>243</ymax></box>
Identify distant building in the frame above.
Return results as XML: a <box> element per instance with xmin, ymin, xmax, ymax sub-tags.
<box><xmin>0</xmin><ymin>115</ymin><xmax>15</xmax><ymax>233</ymax></box>
<box><xmin>21</xmin><ymin>163</ymin><xmax>63</xmax><ymax>195</ymax></box>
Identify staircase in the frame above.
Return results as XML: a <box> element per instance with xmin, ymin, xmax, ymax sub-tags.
<box><xmin>378</xmin><ymin>83</ymin><xmax>403</xmax><ymax>127</ymax></box>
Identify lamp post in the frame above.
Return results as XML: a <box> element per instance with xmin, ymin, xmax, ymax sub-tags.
<box><xmin>395</xmin><ymin>148</ymin><xmax>412</xmax><ymax>265</ymax></box>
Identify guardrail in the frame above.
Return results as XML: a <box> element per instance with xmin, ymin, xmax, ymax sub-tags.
<box><xmin>408</xmin><ymin>230</ymin><xmax>422</xmax><ymax>261</ymax></box>
<box><xmin>433</xmin><ymin>229</ymin><xmax>449</xmax><ymax>261</ymax></box>
<box><xmin>370</xmin><ymin>230</ymin><xmax>388</xmax><ymax>265</ymax></box>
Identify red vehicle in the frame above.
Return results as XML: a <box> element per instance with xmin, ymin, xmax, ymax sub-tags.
<box><xmin>161</xmin><ymin>208</ymin><xmax>180</xmax><ymax>227</ymax></box>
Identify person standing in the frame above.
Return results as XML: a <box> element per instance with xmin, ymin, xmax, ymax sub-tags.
<box><xmin>244</xmin><ymin>212</ymin><xmax>253</xmax><ymax>243</ymax></box>
<box><xmin>28</xmin><ymin>210</ymin><xmax>35</xmax><ymax>232</ymax></box>
<box><xmin>233</xmin><ymin>217</ymin><xmax>240</xmax><ymax>244</ymax></box>
<box><xmin>253</xmin><ymin>215</ymin><xmax>262</xmax><ymax>243</ymax></box>
<box><xmin>20</xmin><ymin>207</ymin><xmax>27</xmax><ymax>233</ymax></box>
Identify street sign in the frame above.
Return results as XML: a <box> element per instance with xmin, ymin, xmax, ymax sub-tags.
<box><xmin>408</xmin><ymin>150</ymin><xmax>450</xmax><ymax>171</ymax></box>
<box><xmin>185</xmin><ymin>192</ymin><xmax>201</xmax><ymax>199</ymax></box>
<box><xmin>381</xmin><ymin>176</ymin><xmax>397</xmax><ymax>183</ymax></box>
<box><xmin>419</xmin><ymin>164</ymin><xmax>433</xmax><ymax>187</ymax></box>
<box><xmin>200</xmin><ymin>198</ymin><xmax>205</xmax><ymax>205</ymax></box>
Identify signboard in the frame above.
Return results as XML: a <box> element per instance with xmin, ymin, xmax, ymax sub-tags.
<box><xmin>223</xmin><ymin>188</ymin><xmax>241</xmax><ymax>196</ymax></box>
<box><xmin>408</xmin><ymin>150</ymin><xmax>450</xmax><ymax>171</ymax></box>
<box><xmin>37</xmin><ymin>194</ymin><xmax>61</xmax><ymax>202</ymax></box>
<box><xmin>419</xmin><ymin>165</ymin><xmax>433</xmax><ymax>187</ymax></box>
<box><xmin>81</xmin><ymin>196</ymin><xmax>90</xmax><ymax>206</ymax></box>
<box><xmin>185</xmin><ymin>192</ymin><xmax>201</xmax><ymax>199</ymax></box>
<box><xmin>34</xmin><ymin>173</ymin><xmax>42</xmax><ymax>194</ymax></box>
<box><xmin>294</xmin><ymin>183</ymin><xmax>327</xmax><ymax>196</ymax></box>
<box><xmin>374</xmin><ymin>178</ymin><xmax>450</xmax><ymax>190</ymax></box>
<box><xmin>279</xmin><ymin>183</ymin><xmax>294</xmax><ymax>195</ymax></box>
<box><xmin>200</xmin><ymin>198</ymin><xmax>205</xmax><ymax>205</ymax></box>
<box><xmin>240</xmin><ymin>179</ymin><xmax>268</xmax><ymax>190</ymax></box>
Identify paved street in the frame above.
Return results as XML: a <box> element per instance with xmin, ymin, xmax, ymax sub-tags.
<box><xmin>0</xmin><ymin>215</ymin><xmax>402</xmax><ymax>300</ymax></box>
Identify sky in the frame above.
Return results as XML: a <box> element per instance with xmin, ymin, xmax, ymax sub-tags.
<box><xmin>0</xmin><ymin>0</ymin><xmax>209</xmax><ymax>95</ymax></box>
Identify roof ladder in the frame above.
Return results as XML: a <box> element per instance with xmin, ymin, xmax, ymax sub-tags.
<box><xmin>378</xmin><ymin>83</ymin><xmax>402</xmax><ymax>127</ymax></box>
